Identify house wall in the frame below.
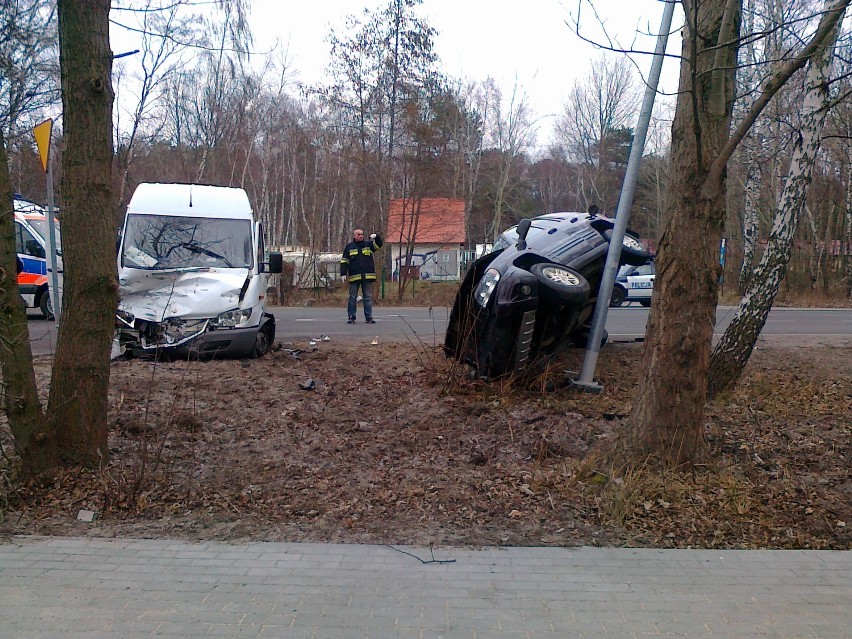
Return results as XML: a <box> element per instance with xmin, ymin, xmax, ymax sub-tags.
<box><xmin>389</xmin><ymin>243</ymin><xmax>462</xmax><ymax>281</ymax></box>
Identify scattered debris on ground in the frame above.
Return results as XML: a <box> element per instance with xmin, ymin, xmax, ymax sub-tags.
<box><xmin>1</xmin><ymin>338</ymin><xmax>849</xmax><ymax>550</ymax></box>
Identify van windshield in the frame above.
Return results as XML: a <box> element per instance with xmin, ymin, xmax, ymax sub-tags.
<box><xmin>26</xmin><ymin>219</ymin><xmax>62</xmax><ymax>255</ymax></box>
<box><xmin>122</xmin><ymin>214</ymin><xmax>253</xmax><ymax>270</ymax></box>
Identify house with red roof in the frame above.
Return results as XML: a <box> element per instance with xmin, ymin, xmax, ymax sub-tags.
<box><xmin>385</xmin><ymin>197</ymin><xmax>467</xmax><ymax>281</ymax></box>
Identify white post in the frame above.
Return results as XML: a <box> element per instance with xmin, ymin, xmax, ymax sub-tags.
<box><xmin>45</xmin><ymin>158</ymin><xmax>62</xmax><ymax>323</ymax></box>
<box><xmin>573</xmin><ymin>0</ymin><xmax>676</xmax><ymax>390</ymax></box>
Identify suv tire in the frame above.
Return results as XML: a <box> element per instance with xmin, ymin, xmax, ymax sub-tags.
<box><xmin>530</xmin><ymin>263</ymin><xmax>589</xmax><ymax>304</ymax></box>
<box><xmin>603</xmin><ymin>229</ymin><xmax>651</xmax><ymax>266</ymax></box>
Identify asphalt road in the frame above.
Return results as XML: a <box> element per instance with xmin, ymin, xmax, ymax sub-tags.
<box><xmin>270</xmin><ymin>305</ymin><xmax>852</xmax><ymax>345</ymax></box>
<box><xmin>25</xmin><ymin>305</ymin><xmax>852</xmax><ymax>356</ymax></box>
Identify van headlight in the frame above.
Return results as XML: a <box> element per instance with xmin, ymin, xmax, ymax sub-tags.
<box><xmin>211</xmin><ymin>308</ymin><xmax>252</xmax><ymax>328</ymax></box>
<box><xmin>474</xmin><ymin>269</ymin><xmax>501</xmax><ymax>308</ymax></box>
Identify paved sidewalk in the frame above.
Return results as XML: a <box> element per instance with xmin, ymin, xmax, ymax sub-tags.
<box><xmin>0</xmin><ymin>536</ymin><xmax>849</xmax><ymax>638</ymax></box>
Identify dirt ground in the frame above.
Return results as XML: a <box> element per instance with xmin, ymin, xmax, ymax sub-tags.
<box><xmin>1</xmin><ymin>336</ymin><xmax>850</xmax><ymax>550</ymax></box>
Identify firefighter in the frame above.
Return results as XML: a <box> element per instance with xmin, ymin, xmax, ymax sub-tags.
<box><xmin>340</xmin><ymin>228</ymin><xmax>383</xmax><ymax>323</ymax></box>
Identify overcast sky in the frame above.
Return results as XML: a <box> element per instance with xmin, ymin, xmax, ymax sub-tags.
<box><xmin>108</xmin><ymin>1</ymin><xmax>681</xmax><ymax>147</ymax></box>
<box><xmin>249</xmin><ymin>0</ymin><xmax>682</xmax><ymax>145</ymax></box>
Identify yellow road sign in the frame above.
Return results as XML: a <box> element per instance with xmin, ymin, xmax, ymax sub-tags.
<box><xmin>33</xmin><ymin>119</ymin><xmax>53</xmax><ymax>173</ymax></box>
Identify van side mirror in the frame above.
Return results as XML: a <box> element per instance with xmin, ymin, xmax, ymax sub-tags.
<box><xmin>516</xmin><ymin>218</ymin><xmax>531</xmax><ymax>251</ymax></box>
<box><xmin>264</xmin><ymin>251</ymin><xmax>283</xmax><ymax>274</ymax></box>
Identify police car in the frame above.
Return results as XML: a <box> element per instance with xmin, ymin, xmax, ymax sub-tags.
<box><xmin>610</xmin><ymin>260</ymin><xmax>655</xmax><ymax>307</ymax></box>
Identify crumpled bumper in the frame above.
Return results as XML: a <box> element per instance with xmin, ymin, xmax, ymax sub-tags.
<box><xmin>112</xmin><ymin>318</ymin><xmax>260</xmax><ymax>359</ymax></box>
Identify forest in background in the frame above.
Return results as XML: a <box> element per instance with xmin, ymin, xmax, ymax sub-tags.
<box><xmin>3</xmin><ymin>0</ymin><xmax>851</xmax><ymax>296</ymax></box>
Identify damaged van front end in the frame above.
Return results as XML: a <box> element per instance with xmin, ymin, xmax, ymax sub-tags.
<box><xmin>114</xmin><ymin>269</ymin><xmax>273</xmax><ymax>358</ymax></box>
<box><xmin>113</xmin><ymin>183</ymin><xmax>282</xmax><ymax>360</ymax></box>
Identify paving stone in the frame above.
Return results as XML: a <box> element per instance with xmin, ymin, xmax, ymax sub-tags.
<box><xmin>0</xmin><ymin>536</ymin><xmax>848</xmax><ymax>639</ymax></box>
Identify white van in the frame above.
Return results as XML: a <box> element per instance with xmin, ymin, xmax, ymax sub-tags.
<box><xmin>114</xmin><ymin>183</ymin><xmax>283</xmax><ymax>359</ymax></box>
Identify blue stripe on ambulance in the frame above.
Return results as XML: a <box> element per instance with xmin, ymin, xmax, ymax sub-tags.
<box><xmin>20</xmin><ymin>255</ymin><xmax>47</xmax><ymax>275</ymax></box>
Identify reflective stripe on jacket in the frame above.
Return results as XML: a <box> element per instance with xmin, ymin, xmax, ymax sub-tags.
<box><xmin>340</xmin><ymin>236</ymin><xmax>383</xmax><ymax>281</ymax></box>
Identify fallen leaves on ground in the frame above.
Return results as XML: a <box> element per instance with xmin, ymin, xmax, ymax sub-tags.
<box><xmin>1</xmin><ymin>338</ymin><xmax>850</xmax><ymax>550</ymax></box>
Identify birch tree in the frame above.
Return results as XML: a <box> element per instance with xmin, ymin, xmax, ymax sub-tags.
<box><xmin>708</xmin><ymin>2</ymin><xmax>847</xmax><ymax>397</ymax></box>
<box><xmin>735</xmin><ymin>0</ymin><xmax>764</xmax><ymax>293</ymax></box>
<box><xmin>735</xmin><ymin>0</ymin><xmax>812</xmax><ymax>292</ymax></box>
<box><xmin>605</xmin><ymin>0</ymin><xmax>850</xmax><ymax>468</ymax></box>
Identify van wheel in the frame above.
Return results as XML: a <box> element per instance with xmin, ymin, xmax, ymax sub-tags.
<box><xmin>639</xmin><ymin>299</ymin><xmax>651</xmax><ymax>308</ymax></box>
<box><xmin>40</xmin><ymin>291</ymin><xmax>54</xmax><ymax>320</ymax></box>
<box><xmin>251</xmin><ymin>325</ymin><xmax>272</xmax><ymax>358</ymax></box>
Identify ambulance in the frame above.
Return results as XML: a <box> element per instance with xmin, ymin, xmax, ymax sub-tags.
<box><xmin>14</xmin><ymin>197</ymin><xmax>61</xmax><ymax>319</ymax></box>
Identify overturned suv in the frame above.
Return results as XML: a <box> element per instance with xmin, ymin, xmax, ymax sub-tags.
<box><xmin>445</xmin><ymin>211</ymin><xmax>650</xmax><ymax>379</ymax></box>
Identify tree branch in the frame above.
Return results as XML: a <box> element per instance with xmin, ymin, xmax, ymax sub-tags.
<box><xmin>709</xmin><ymin>0</ymin><xmax>742</xmax><ymax>116</ymax></box>
<box><xmin>709</xmin><ymin>0</ymin><xmax>852</xmax><ymax>179</ymax></box>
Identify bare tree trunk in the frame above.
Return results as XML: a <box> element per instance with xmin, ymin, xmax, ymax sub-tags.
<box><xmin>708</xmin><ymin>6</ymin><xmax>842</xmax><ymax>398</ymax></box>
<box><xmin>49</xmin><ymin>0</ymin><xmax>117</xmax><ymax>465</ymax></box>
<box><xmin>114</xmin><ymin>0</ymin><xmax>187</xmax><ymax>208</ymax></box>
<box><xmin>387</xmin><ymin>0</ymin><xmax>401</xmax><ymax>201</ymax></box>
<box><xmin>464</xmin><ymin>117</ymin><xmax>483</xmax><ymax>250</ymax></box>
<box><xmin>614</xmin><ymin>0</ymin><xmax>742</xmax><ymax>468</ymax></box>
<box><xmin>0</xmin><ymin>129</ymin><xmax>55</xmax><ymax>475</ymax></box>
<box><xmin>803</xmin><ymin>204</ymin><xmax>824</xmax><ymax>290</ymax></box>
<box><xmin>490</xmin><ymin>164</ymin><xmax>511</xmax><ymax>242</ymax></box>
<box><xmin>846</xmin><ymin>160</ymin><xmax>852</xmax><ymax>297</ymax></box>
<box><xmin>195</xmin><ymin>8</ymin><xmax>233</xmax><ymax>184</ymax></box>
<box><xmin>737</xmin><ymin>0</ymin><xmax>759</xmax><ymax>296</ymax></box>
<box><xmin>485</xmin><ymin>82</ymin><xmax>534</xmax><ymax>241</ymax></box>
<box><xmin>739</xmin><ymin>137</ymin><xmax>761</xmax><ymax>293</ymax></box>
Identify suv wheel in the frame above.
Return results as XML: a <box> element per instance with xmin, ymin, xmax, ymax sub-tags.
<box><xmin>529</xmin><ymin>263</ymin><xmax>589</xmax><ymax>304</ymax></box>
<box><xmin>603</xmin><ymin>229</ymin><xmax>651</xmax><ymax>266</ymax></box>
